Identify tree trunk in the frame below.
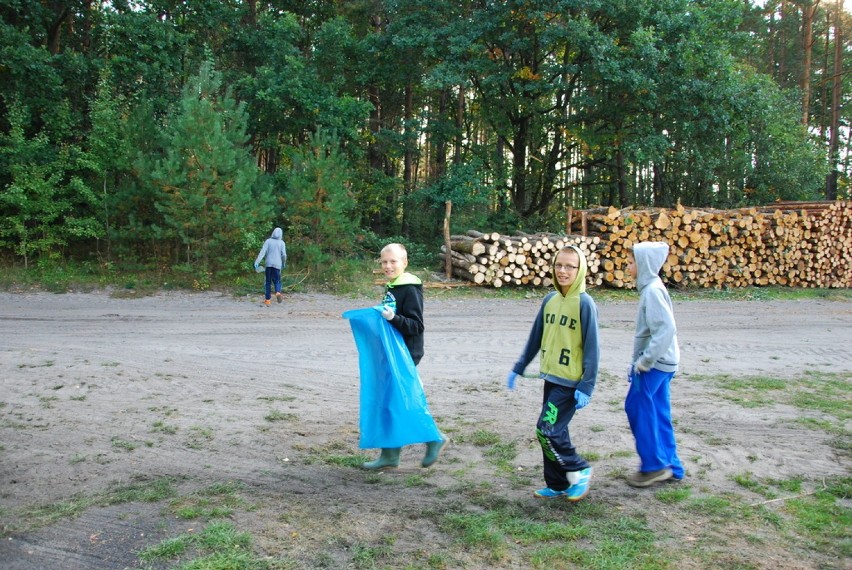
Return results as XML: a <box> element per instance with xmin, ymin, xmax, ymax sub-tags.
<box><xmin>511</xmin><ymin>117</ymin><xmax>529</xmax><ymax>214</ymax></box>
<box><xmin>443</xmin><ymin>201</ymin><xmax>452</xmax><ymax>278</ymax></box>
<box><xmin>47</xmin><ymin>6</ymin><xmax>71</xmax><ymax>54</ymax></box>
<box><xmin>401</xmin><ymin>82</ymin><xmax>414</xmax><ymax>234</ymax></box>
<box><xmin>454</xmin><ymin>86</ymin><xmax>464</xmax><ymax>164</ymax></box>
<box><xmin>433</xmin><ymin>89</ymin><xmax>449</xmax><ymax>179</ymax></box>
<box><xmin>800</xmin><ymin>1</ymin><xmax>818</xmax><ymax>125</ymax></box>
<box><xmin>825</xmin><ymin>0</ymin><xmax>842</xmax><ymax>200</ymax></box>
<box><xmin>616</xmin><ymin>146</ymin><xmax>628</xmax><ymax>207</ymax></box>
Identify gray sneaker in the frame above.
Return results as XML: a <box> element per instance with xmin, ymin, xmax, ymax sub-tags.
<box><xmin>626</xmin><ymin>468</ymin><xmax>673</xmax><ymax>488</ymax></box>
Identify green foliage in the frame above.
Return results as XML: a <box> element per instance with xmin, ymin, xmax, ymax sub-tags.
<box><xmin>0</xmin><ymin>0</ymin><xmax>848</xmax><ymax>274</ymax></box>
<box><xmin>358</xmin><ymin>230</ymin><xmax>436</xmax><ymax>269</ymax></box>
<box><xmin>142</xmin><ymin>60</ymin><xmax>274</xmax><ymax>274</ymax></box>
<box><xmin>0</xmin><ymin>99</ymin><xmax>102</xmax><ymax>266</ymax></box>
<box><xmin>279</xmin><ymin>128</ymin><xmax>360</xmax><ymax>266</ymax></box>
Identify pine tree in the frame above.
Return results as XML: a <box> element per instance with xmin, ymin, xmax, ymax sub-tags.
<box><xmin>148</xmin><ymin>60</ymin><xmax>273</xmax><ymax>275</ymax></box>
<box><xmin>282</xmin><ymin>128</ymin><xmax>359</xmax><ymax>265</ymax></box>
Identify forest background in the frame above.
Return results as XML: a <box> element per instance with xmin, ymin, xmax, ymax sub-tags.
<box><xmin>1</xmin><ymin>0</ymin><xmax>850</xmax><ymax>291</ymax></box>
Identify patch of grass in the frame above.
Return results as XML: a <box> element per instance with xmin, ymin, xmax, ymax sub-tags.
<box><xmin>352</xmin><ymin>536</ymin><xmax>396</xmax><ymax>569</ymax></box>
<box><xmin>138</xmin><ymin>534</ymin><xmax>192</xmax><ymax>560</ymax></box>
<box><xmin>38</xmin><ymin>396</ymin><xmax>59</xmax><ymax>409</ymax></box>
<box><xmin>529</xmin><ymin>514</ymin><xmax>666</xmax><ymax>570</ymax></box>
<box><xmin>440</xmin><ymin>511</ymin><xmax>507</xmax><ymax>553</ymax></box>
<box><xmin>14</xmin><ymin>476</ymin><xmax>179</xmax><ymax>531</ymax></box>
<box><xmin>110</xmin><ymin>437</ymin><xmax>137</xmax><ymax>452</ymax></box>
<box><xmin>709</xmin><ymin>374</ymin><xmax>785</xmax><ymax>408</ymax></box>
<box><xmin>264</xmin><ymin>410</ymin><xmax>298</xmax><ymax>422</ymax></box>
<box><xmin>696</xmin><ymin>371</ymin><xmax>852</xmax><ymax>418</ymax></box>
<box><xmin>484</xmin><ymin>440</ymin><xmax>518</xmax><ymax>470</ymax></box>
<box><xmin>257</xmin><ymin>395</ymin><xmax>296</xmax><ymax>403</ymax></box>
<box><xmin>790</xmin><ymin>373</ymin><xmax>852</xmax><ymax>420</ymax></box>
<box><xmin>69</xmin><ymin>453</ymin><xmax>86</xmax><ymax>465</ymax></box>
<box><xmin>469</xmin><ymin>429</ymin><xmax>501</xmax><ymax>447</ymax></box>
<box><xmin>668</xmin><ymin>287</ymin><xmax>852</xmax><ymax>302</ymax></box>
<box><xmin>185</xmin><ymin>426</ymin><xmax>214</xmax><ymax>449</ymax></box>
<box><xmin>732</xmin><ymin>472</ymin><xmax>776</xmax><ymax>499</ymax></box>
<box><xmin>21</xmin><ymin>495</ymin><xmax>93</xmax><ymax>528</ymax></box>
<box><xmin>795</xmin><ymin>417</ymin><xmax>844</xmax><ymax>434</ymax></box>
<box><xmin>103</xmin><ymin>475</ymin><xmax>179</xmax><ymax>505</ymax></box>
<box><xmin>656</xmin><ymin>485</ymin><xmax>692</xmax><ymax>504</ymax></box>
<box><xmin>784</xmin><ymin>485</ymin><xmax>852</xmax><ymax>558</ymax></box>
<box><xmin>325</xmin><ymin>454</ymin><xmax>368</xmax><ymax>468</ymax></box>
<box><xmin>137</xmin><ymin>520</ymin><xmax>261</xmax><ymax>568</ymax></box>
<box><xmin>18</xmin><ymin>360</ymin><xmax>55</xmax><ymax>368</ymax></box>
<box><xmin>151</xmin><ymin>420</ymin><xmax>178</xmax><ymax>435</ymax></box>
<box><xmin>686</xmin><ymin>495</ymin><xmax>742</xmax><ymax>521</ymax></box>
<box><xmin>404</xmin><ymin>474</ymin><xmax>428</xmax><ymax>487</ymax></box>
<box><xmin>169</xmin><ymin>481</ymin><xmax>251</xmax><ymax>521</ymax></box>
<box><xmin>148</xmin><ymin>405</ymin><xmax>179</xmax><ymax>416</ymax></box>
<box><xmin>436</xmin><ymin>500</ymin><xmax>666</xmax><ymax>569</ymax></box>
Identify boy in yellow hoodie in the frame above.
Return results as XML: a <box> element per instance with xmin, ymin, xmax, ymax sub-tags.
<box><xmin>506</xmin><ymin>246</ymin><xmax>600</xmax><ymax>501</ymax></box>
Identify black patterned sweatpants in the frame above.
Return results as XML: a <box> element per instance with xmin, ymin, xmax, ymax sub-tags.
<box><xmin>536</xmin><ymin>381</ymin><xmax>590</xmax><ymax>491</ymax></box>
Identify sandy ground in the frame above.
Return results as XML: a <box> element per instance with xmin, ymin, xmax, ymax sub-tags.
<box><xmin>0</xmin><ymin>289</ymin><xmax>850</xmax><ymax>569</ymax></box>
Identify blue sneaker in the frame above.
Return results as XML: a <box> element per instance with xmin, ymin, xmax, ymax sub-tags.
<box><xmin>534</xmin><ymin>487</ymin><xmax>569</xmax><ymax>499</ymax></box>
<box><xmin>566</xmin><ymin>467</ymin><xmax>593</xmax><ymax>502</ymax></box>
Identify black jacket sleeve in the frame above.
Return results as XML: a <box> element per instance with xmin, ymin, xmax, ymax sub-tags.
<box><xmin>388</xmin><ymin>283</ymin><xmax>425</xmax><ymax>364</ymax></box>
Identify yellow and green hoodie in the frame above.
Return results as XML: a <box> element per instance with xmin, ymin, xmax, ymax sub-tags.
<box><xmin>511</xmin><ymin>246</ymin><xmax>600</xmax><ymax>397</ymax></box>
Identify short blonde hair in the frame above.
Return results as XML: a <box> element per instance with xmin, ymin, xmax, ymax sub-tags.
<box><xmin>381</xmin><ymin>243</ymin><xmax>408</xmax><ymax>261</ymax></box>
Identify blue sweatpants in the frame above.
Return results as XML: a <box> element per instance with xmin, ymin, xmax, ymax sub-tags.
<box><xmin>264</xmin><ymin>267</ymin><xmax>282</xmax><ymax>300</ymax></box>
<box><xmin>624</xmin><ymin>368</ymin><xmax>684</xmax><ymax>479</ymax></box>
<box><xmin>536</xmin><ymin>382</ymin><xmax>591</xmax><ymax>491</ymax></box>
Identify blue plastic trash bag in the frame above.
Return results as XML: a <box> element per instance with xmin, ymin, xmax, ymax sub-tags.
<box><xmin>343</xmin><ymin>307</ymin><xmax>441</xmax><ymax>449</ymax></box>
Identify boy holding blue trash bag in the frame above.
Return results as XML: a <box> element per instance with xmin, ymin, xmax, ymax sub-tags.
<box><xmin>343</xmin><ymin>243</ymin><xmax>447</xmax><ymax>470</ymax></box>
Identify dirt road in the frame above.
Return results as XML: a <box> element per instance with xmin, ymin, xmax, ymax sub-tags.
<box><xmin>1</xmin><ymin>290</ymin><xmax>850</xmax><ymax>569</ymax></box>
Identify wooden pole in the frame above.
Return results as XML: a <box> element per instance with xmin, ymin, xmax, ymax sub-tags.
<box><xmin>443</xmin><ymin>200</ymin><xmax>453</xmax><ymax>278</ymax></box>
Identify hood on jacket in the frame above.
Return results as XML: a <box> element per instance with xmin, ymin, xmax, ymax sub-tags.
<box><xmin>633</xmin><ymin>242</ymin><xmax>668</xmax><ymax>290</ymax></box>
<box><xmin>271</xmin><ymin>227</ymin><xmax>283</xmax><ymax>240</ymax></box>
<box><xmin>551</xmin><ymin>245</ymin><xmax>587</xmax><ymax>297</ymax></box>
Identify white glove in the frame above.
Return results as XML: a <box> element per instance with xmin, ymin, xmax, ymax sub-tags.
<box><xmin>634</xmin><ymin>360</ymin><xmax>651</xmax><ymax>373</ymax></box>
<box><xmin>381</xmin><ymin>306</ymin><xmax>395</xmax><ymax>321</ymax></box>
<box><xmin>626</xmin><ymin>364</ymin><xmax>634</xmax><ymax>383</ymax></box>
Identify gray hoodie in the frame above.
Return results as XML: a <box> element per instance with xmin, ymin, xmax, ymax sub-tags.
<box><xmin>254</xmin><ymin>227</ymin><xmax>288</xmax><ymax>270</ymax></box>
<box><xmin>632</xmin><ymin>242</ymin><xmax>680</xmax><ymax>373</ymax></box>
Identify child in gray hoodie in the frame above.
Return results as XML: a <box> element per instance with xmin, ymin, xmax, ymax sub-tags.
<box><xmin>624</xmin><ymin>242</ymin><xmax>685</xmax><ymax>487</ymax></box>
<box><xmin>254</xmin><ymin>227</ymin><xmax>287</xmax><ymax>305</ymax></box>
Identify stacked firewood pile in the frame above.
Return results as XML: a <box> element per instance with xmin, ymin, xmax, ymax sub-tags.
<box><xmin>444</xmin><ymin>200</ymin><xmax>851</xmax><ymax>289</ymax></box>
<box><xmin>440</xmin><ymin>231</ymin><xmax>604</xmax><ymax>288</ymax></box>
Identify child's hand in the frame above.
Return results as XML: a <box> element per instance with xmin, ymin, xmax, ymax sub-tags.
<box><xmin>626</xmin><ymin>364</ymin><xmax>634</xmax><ymax>382</ymax></box>
<box><xmin>381</xmin><ymin>306</ymin><xmax>395</xmax><ymax>320</ymax></box>
<box><xmin>506</xmin><ymin>372</ymin><xmax>518</xmax><ymax>391</ymax></box>
<box><xmin>634</xmin><ymin>360</ymin><xmax>650</xmax><ymax>373</ymax></box>
<box><xmin>574</xmin><ymin>391</ymin><xmax>590</xmax><ymax>409</ymax></box>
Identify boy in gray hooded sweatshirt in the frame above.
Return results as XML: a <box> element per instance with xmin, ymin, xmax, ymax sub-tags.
<box><xmin>624</xmin><ymin>242</ymin><xmax>684</xmax><ymax>487</ymax></box>
<box><xmin>254</xmin><ymin>227</ymin><xmax>287</xmax><ymax>305</ymax></box>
